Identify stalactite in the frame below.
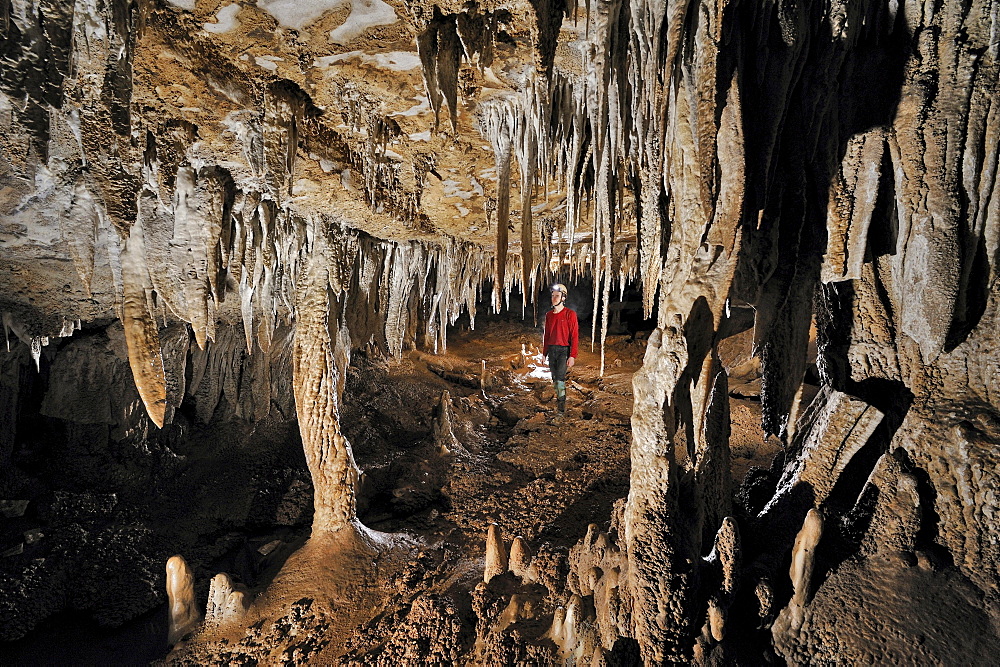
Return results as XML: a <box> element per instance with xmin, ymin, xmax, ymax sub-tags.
<box><xmin>384</xmin><ymin>242</ymin><xmax>425</xmax><ymax>357</ymax></box>
<box><xmin>120</xmin><ymin>219</ymin><xmax>167</xmax><ymax>429</ymax></box>
<box><xmin>436</xmin><ymin>16</ymin><xmax>463</xmax><ymax>132</ymax></box>
<box><xmin>518</xmin><ymin>88</ymin><xmax>538</xmax><ymax>306</ymax></box>
<box><xmin>416</xmin><ymin>15</ymin><xmax>445</xmax><ymax>130</ymax></box>
<box><xmin>262</xmin><ymin>83</ymin><xmax>303</xmax><ymax>202</ymax></box>
<box><xmin>173</xmin><ymin>167</ymin><xmax>211</xmax><ymax>349</ymax></box>
<box><xmin>467</xmin><ymin>0</ymin><xmax>644</xmax><ymax>367</ymax></box>
<box><xmin>481</xmin><ymin>100</ymin><xmax>516</xmax><ymax>311</ymax></box>
<box><xmin>456</xmin><ymin>8</ymin><xmax>495</xmax><ymax>70</ymax></box>
<box><xmin>822</xmin><ymin>129</ymin><xmax>887</xmax><ymax>283</ymax></box>
<box><xmin>257</xmin><ymin>200</ymin><xmax>280</xmax><ymax>353</ymax></box>
<box><xmin>63</xmin><ymin>182</ymin><xmax>100</xmax><ymax>297</ymax></box>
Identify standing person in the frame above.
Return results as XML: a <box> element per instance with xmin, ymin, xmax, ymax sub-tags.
<box><xmin>543</xmin><ymin>283</ymin><xmax>579</xmax><ymax>415</ymax></box>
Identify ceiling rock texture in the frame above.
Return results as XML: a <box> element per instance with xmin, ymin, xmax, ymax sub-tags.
<box><xmin>2</xmin><ymin>0</ymin><xmax>1000</xmax><ymax>662</ymax></box>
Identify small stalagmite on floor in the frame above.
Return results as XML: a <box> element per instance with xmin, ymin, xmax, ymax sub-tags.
<box><xmin>484</xmin><ymin>523</ymin><xmax>509</xmax><ymax>583</ymax></box>
<box><xmin>166</xmin><ymin>555</ymin><xmax>199</xmax><ymax>646</ymax></box>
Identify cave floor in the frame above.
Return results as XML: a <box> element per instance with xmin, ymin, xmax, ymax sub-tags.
<box><xmin>164</xmin><ymin>317</ymin><xmax>774</xmax><ymax>664</ymax></box>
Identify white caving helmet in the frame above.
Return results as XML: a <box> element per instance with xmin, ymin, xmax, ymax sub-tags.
<box><xmin>550</xmin><ymin>283</ymin><xmax>568</xmax><ymax>297</ymax></box>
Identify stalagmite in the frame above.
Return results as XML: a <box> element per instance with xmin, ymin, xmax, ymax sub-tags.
<box><xmin>559</xmin><ymin>594</ymin><xmax>583</xmax><ymax>657</ymax></box>
<box><xmin>782</xmin><ymin>508</ymin><xmax>824</xmax><ymax>634</ymax></box>
<box><xmin>223</xmin><ymin>591</ymin><xmax>249</xmax><ymax>625</ymax></box>
<box><xmin>715</xmin><ymin>517</ymin><xmax>740</xmax><ymax>597</ymax></box>
<box><xmin>548</xmin><ymin>605</ymin><xmax>566</xmax><ymax>643</ymax></box>
<box><xmin>508</xmin><ymin>536</ymin><xmax>532</xmax><ymax>580</ymax></box>
<box><xmin>496</xmin><ymin>593</ymin><xmax>531</xmax><ymax>633</ymax></box>
<box><xmin>707</xmin><ymin>597</ymin><xmax>725</xmax><ymax>642</ymax></box>
<box><xmin>206</xmin><ymin>573</ymin><xmax>250</xmax><ymax>629</ymax></box>
<box><xmin>484</xmin><ymin>523</ymin><xmax>508</xmax><ymax>582</ymax></box>
<box><xmin>166</xmin><ymin>555</ymin><xmax>199</xmax><ymax>645</ymax></box>
<box><xmin>756</xmin><ymin>579</ymin><xmax>774</xmax><ymax>623</ymax></box>
<box><xmin>292</xmin><ymin>231</ymin><xmax>360</xmax><ymax>533</ymax></box>
<box><xmin>206</xmin><ymin>573</ymin><xmax>231</xmax><ymax>624</ymax></box>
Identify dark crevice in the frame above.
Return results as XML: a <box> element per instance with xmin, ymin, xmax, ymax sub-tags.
<box><xmin>946</xmin><ymin>234</ymin><xmax>991</xmax><ymax>352</ymax></box>
<box><xmin>823</xmin><ymin>379</ymin><xmax>913</xmax><ymax>516</ymax></box>
<box><xmin>716</xmin><ymin>303</ymin><xmax>755</xmax><ymax>341</ymax></box>
<box><xmin>899</xmin><ymin>447</ymin><xmax>954</xmax><ymax>567</ymax></box>
<box><xmin>866</xmin><ymin>143</ymin><xmax>899</xmax><ymax>260</ymax></box>
<box><xmin>813</xmin><ymin>379</ymin><xmax>914</xmax><ymax>588</ymax></box>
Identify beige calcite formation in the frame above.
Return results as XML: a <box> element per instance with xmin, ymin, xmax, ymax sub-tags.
<box><xmin>507</xmin><ymin>535</ymin><xmax>532</xmax><ymax>580</ymax></box>
<box><xmin>763</xmin><ymin>387</ymin><xmax>885</xmax><ymax>512</ymax></box>
<box><xmin>2</xmin><ymin>0</ymin><xmax>1000</xmax><ymax>660</ymax></box>
<box><xmin>483</xmin><ymin>522</ymin><xmax>509</xmax><ymax>582</ymax></box>
<box><xmin>431</xmin><ymin>388</ymin><xmax>463</xmax><ymax>454</ymax></box>
<box><xmin>566</xmin><ymin>521</ymin><xmax>628</xmax><ymax>648</ymax></box>
<box><xmin>777</xmin><ymin>508</ymin><xmax>824</xmax><ymax>635</ymax></box>
<box><xmin>205</xmin><ymin>572</ymin><xmax>251</xmax><ymax>630</ymax></box>
<box><xmin>292</xmin><ymin>229</ymin><xmax>360</xmax><ymax>532</ymax></box>
<box><xmin>855</xmin><ymin>450</ymin><xmax>923</xmax><ymax>558</ymax></box>
<box><xmin>166</xmin><ymin>554</ymin><xmax>199</xmax><ymax>645</ymax></box>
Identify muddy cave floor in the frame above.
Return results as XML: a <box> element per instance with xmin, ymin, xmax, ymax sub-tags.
<box><xmin>160</xmin><ymin>318</ymin><xmax>777</xmax><ymax>664</ymax></box>
<box><xmin>351</xmin><ymin>318</ymin><xmax>771</xmax><ymax>551</ymax></box>
<box><xmin>1</xmin><ymin>318</ymin><xmax>775</xmax><ymax>665</ymax></box>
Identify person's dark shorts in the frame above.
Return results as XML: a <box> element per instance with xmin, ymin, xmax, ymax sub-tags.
<box><xmin>547</xmin><ymin>345</ymin><xmax>570</xmax><ymax>383</ymax></box>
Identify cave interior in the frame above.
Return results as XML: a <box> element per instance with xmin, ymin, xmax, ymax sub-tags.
<box><xmin>2</xmin><ymin>0</ymin><xmax>1000</xmax><ymax>663</ymax></box>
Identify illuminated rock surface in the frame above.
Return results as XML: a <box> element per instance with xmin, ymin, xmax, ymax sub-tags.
<box><xmin>2</xmin><ymin>0</ymin><xmax>999</xmax><ymax>662</ymax></box>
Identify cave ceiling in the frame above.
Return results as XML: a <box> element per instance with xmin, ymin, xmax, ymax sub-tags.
<box><xmin>0</xmin><ymin>0</ymin><xmax>623</xmax><ymax>339</ymax></box>
<box><xmin>3</xmin><ymin>0</ymin><xmax>1000</xmax><ymax>662</ymax></box>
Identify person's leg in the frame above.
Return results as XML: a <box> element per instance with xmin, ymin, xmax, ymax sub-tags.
<box><xmin>549</xmin><ymin>346</ymin><xmax>568</xmax><ymax>412</ymax></box>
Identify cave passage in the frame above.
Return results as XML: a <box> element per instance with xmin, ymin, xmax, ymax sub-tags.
<box><xmin>1</xmin><ymin>283</ymin><xmax>684</xmax><ymax>663</ymax></box>
<box><xmin>3</xmin><ymin>0</ymin><xmax>1000</xmax><ymax>661</ymax></box>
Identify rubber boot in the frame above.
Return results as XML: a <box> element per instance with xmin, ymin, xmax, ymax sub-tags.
<box><xmin>557</xmin><ymin>396</ymin><xmax>566</xmax><ymax>413</ymax></box>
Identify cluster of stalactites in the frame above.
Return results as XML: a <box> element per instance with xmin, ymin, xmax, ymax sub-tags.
<box><xmin>86</xmin><ymin>140</ymin><xmax>491</xmax><ymax>427</ymax></box>
<box><xmin>475</xmin><ymin>0</ymin><xmax>637</xmax><ymax>374</ymax></box>
<box><xmin>416</xmin><ymin>0</ymin><xmax>636</xmax><ymax>336</ymax></box>
<box><xmin>2</xmin><ymin>313</ymin><xmax>82</xmax><ymax>371</ymax></box>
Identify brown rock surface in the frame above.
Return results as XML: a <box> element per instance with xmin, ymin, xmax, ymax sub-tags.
<box><xmin>2</xmin><ymin>0</ymin><xmax>1000</xmax><ymax>662</ymax></box>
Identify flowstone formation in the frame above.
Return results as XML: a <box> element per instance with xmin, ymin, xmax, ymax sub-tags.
<box><xmin>2</xmin><ymin>0</ymin><xmax>1000</xmax><ymax>662</ymax></box>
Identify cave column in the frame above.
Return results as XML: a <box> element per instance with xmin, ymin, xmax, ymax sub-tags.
<box><xmin>624</xmin><ymin>321</ymin><xmax>691</xmax><ymax>663</ymax></box>
<box><xmin>622</xmin><ymin>4</ymin><xmax>744</xmax><ymax>651</ymax></box>
<box><xmin>292</xmin><ymin>238</ymin><xmax>359</xmax><ymax>533</ymax></box>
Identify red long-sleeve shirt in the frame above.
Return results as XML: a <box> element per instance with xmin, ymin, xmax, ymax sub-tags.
<box><xmin>543</xmin><ymin>307</ymin><xmax>579</xmax><ymax>358</ymax></box>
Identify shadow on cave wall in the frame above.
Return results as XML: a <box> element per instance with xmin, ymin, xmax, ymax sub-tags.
<box><xmin>0</xmin><ymin>326</ymin><xmax>313</xmax><ymax>663</ymax></box>
<box><xmin>713</xmin><ymin>0</ymin><xmax>915</xmax><ymax>653</ymax></box>
<box><xmin>724</xmin><ymin>0</ymin><xmax>911</xmax><ymax>438</ymax></box>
